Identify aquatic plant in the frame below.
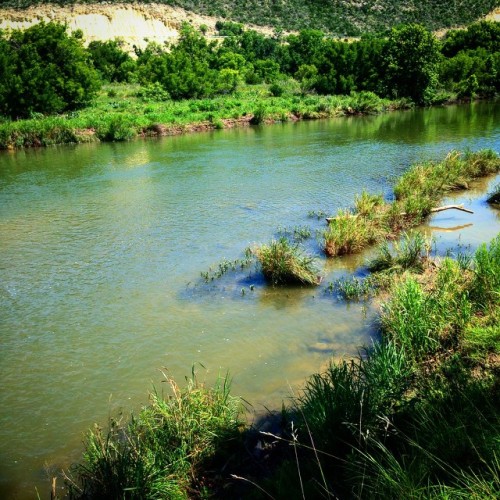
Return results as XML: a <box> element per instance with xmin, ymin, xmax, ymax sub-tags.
<box><xmin>328</xmin><ymin>276</ymin><xmax>377</xmax><ymax>300</ymax></box>
<box><xmin>323</xmin><ymin>210</ymin><xmax>381</xmax><ymax>256</ymax></box>
<box><xmin>276</xmin><ymin>224</ymin><xmax>313</xmax><ymax>242</ymax></box>
<box><xmin>254</xmin><ymin>237</ymin><xmax>321</xmax><ymax>286</ymax></box>
<box><xmin>200</xmin><ymin>249</ymin><xmax>253</xmax><ymax>282</ymax></box>
<box><xmin>368</xmin><ymin>231</ymin><xmax>431</xmax><ymax>273</ymax></box>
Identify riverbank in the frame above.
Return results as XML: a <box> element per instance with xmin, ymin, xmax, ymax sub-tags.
<box><xmin>0</xmin><ymin>83</ymin><xmax>415</xmax><ymax>150</ymax></box>
<box><xmin>65</xmin><ymin>150</ymin><xmax>500</xmax><ymax>498</ymax></box>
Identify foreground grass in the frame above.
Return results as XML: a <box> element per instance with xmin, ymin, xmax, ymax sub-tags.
<box><xmin>66</xmin><ymin>371</ymin><xmax>242</xmax><ymax>499</ymax></box>
<box><xmin>0</xmin><ymin>84</ymin><xmax>409</xmax><ymax>149</ymax></box>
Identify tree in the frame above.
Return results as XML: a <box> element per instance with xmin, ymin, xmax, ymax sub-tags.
<box><xmin>0</xmin><ymin>22</ymin><xmax>100</xmax><ymax>119</ymax></box>
<box><xmin>384</xmin><ymin>24</ymin><xmax>440</xmax><ymax>103</ymax></box>
<box><xmin>87</xmin><ymin>39</ymin><xmax>136</xmax><ymax>82</ymax></box>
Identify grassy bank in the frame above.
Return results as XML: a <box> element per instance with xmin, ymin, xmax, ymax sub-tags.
<box><xmin>0</xmin><ymin>84</ymin><xmax>410</xmax><ymax>150</ymax></box>
<box><xmin>66</xmin><ymin>232</ymin><xmax>500</xmax><ymax>498</ymax></box>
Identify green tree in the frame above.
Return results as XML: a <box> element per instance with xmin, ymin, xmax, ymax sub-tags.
<box><xmin>384</xmin><ymin>24</ymin><xmax>440</xmax><ymax>103</ymax></box>
<box><xmin>0</xmin><ymin>22</ymin><xmax>100</xmax><ymax>119</ymax></box>
<box><xmin>87</xmin><ymin>39</ymin><xmax>136</xmax><ymax>82</ymax></box>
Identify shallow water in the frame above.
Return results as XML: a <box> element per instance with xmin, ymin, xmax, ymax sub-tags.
<box><xmin>1</xmin><ymin>101</ymin><xmax>499</xmax><ymax>497</ymax></box>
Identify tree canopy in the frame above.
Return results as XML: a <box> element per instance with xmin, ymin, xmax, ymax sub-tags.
<box><xmin>0</xmin><ymin>22</ymin><xmax>100</xmax><ymax>118</ymax></box>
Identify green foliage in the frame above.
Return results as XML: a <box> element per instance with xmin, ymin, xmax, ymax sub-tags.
<box><xmin>3</xmin><ymin>1</ymin><xmax>498</xmax><ymax>35</ymax></box>
<box><xmin>384</xmin><ymin>24</ymin><xmax>441</xmax><ymax>103</ymax></box>
<box><xmin>323</xmin><ymin>210</ymin><xmax>381</xmax><ymax>256</ymax></box>
<box><xmin>369</xmin><ymin>231</ymin><xmax>430</xmax><ymax>273</ymax></box>
<box><xmin>88</xmin><ymin>39</ymin><xmax>136</xmax><ymax>83</ymax></box>
<box><xmin>0</xmin><ymin>22</ymin><xmax>100</xmax><ymax>118</ymax></box>
<box><xmin>254</xmin><ymin>237</ymin><xmax>320</xmax><ymax>286</ymax></box>
<box><xmin>68</xmin><ymin>372</ymin><xmax>242</xmax><ymax>499</ymax></box>
<box><xmin>136</xmin><ymin>82</ymin><xmax>171</xmax><ymax>102</ymax></box>
<box><xmin>471</xmin><ymin>235</ymin><xmax>500</xmax><ymax>310</ymax></box>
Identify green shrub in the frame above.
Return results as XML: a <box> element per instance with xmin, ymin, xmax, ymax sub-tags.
<box><xmin>0</xmin><ymin>22</ymin><xmax>100</xmax><ymax>119</ymax></box>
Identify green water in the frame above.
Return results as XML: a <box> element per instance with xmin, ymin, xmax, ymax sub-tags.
<box><xmin>1</xmin><ymin>101</ymin><xmax>499</xmax><ymax>498</ymax></box>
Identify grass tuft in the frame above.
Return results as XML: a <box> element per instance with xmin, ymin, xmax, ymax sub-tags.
<box><xmin>66</xmin><ymin>371</ymin><xmax>242</xmax><ymax>499</ymax></box>
<box><xmin>254</xmin><ymin>237</ymin><xmax>321</xmax><ymax>286</ymax></box>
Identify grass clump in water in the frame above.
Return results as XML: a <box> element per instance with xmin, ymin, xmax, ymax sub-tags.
<box><xmin>66</xmin><ymin>371</ymin><xmax>242</xmax><ymax>499</ymax></box>
<box><xmin>368</xmin><ymin>231</ymin><xmax>431</xmax><ymax>273</ymax></box>
<box><xmin>254</xmin><ymin>237</ymin><xmax>321</xmax><ymax>286</ymax></box>
<box><xmin>323</xmin><ymin>210</ymin><xmax>381</xmax><ymax>257</ymax></box>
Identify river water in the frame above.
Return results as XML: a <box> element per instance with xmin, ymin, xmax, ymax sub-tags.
<box><xmin>1</xmin><ymin>101</ymin><xmax>499</xmax><ymax>497</ymax></box>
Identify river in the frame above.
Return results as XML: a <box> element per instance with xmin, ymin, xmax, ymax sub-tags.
<box><xmin>1</xmin><ymin>101</ymin><xmax>499</xmax><ymax>498</ymax></box>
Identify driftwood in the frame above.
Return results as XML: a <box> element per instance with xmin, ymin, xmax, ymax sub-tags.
<box><xmin>326</xmin><ymin>204</ymin><xmax>473</xmax><ymax>223</ymax></box>
<box><xmin>429</xmin><ymin>204</ymin><xmax>474</xmax><ymax>214</ymax></box>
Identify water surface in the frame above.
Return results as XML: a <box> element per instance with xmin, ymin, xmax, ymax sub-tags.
<box><xmin>1</xmin><ymin>101</ymin><xmax>499</xmax><ymax>497</ymax></box>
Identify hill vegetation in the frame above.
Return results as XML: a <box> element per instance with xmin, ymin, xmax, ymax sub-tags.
<box><xmin>3</xmin><ymin>0</ymin><xmax>500</xmax><ymax>35</ymax></box>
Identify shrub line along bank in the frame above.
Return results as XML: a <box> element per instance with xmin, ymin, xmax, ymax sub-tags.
<box><xmin>1</xmin><ymin>19</ymin><xmax>499</xmax><ymax>149</ymax></box>
<box><xmin>66</xmin><ymin>150</ymin><xmax>500</xmax><ymax>498</ymax></box>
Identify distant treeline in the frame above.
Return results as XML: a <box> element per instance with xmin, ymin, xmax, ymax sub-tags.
<box><xmin>2</xmin><ymin>0</ymin><xmax>499</xmax><ymax>35</ymax></box>
<box><xmin>0</xmin><ymin>20</ymin><xmax>499</xmax><ymax>119</ymax></box>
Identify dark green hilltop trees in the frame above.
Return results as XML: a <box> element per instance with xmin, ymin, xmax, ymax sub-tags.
<box><xmin>2</xmin><ymin>0</ymin><xmax>499</xmax><ymax>34</ymax></box>
<box><xmin>0</xmin><ymin>22</ymin><xmax>100</xmax><ymax>119</ymax></box>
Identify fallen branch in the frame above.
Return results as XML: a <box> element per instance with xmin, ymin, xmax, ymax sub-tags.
<box><xmin>429</xmin><ymin>204</ymin><xmax>474</xmax><ymax>214</ymax></box>
<box><xmin>326</xmin><ymin>204</ymin><xmax>473</xmax><ymax>223</ymax></box>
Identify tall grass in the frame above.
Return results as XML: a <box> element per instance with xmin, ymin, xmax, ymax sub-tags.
<box><xmin>67</xmin><ymin>371</ymin><xmax>242</xmax><ymax>499</ymax></box>
<box><xmin>368</xmin><ymin>231</ymin><xmax>430</xmax><ymax>273</ymax></box>
<box><xmin>323</xmin><ymin>211</ymin><xmax>381</xmax><ymax>257</ymax></box>
<box><xmin>284</xmin><ymin>234</ymin><xmax>500</xmax><ymax>498</ymax></box>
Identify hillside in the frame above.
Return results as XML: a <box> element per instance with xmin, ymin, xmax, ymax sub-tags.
<box><xmin>2</xmin><ymin>1</ymin><xmax>500</xmax><ymax>37</ymax></box>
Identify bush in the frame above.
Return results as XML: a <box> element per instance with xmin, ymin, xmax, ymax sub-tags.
<box><xmin>0</xmin><ymin>22</ymin><xmax>100</xmax><ymax>119</ymax></box>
